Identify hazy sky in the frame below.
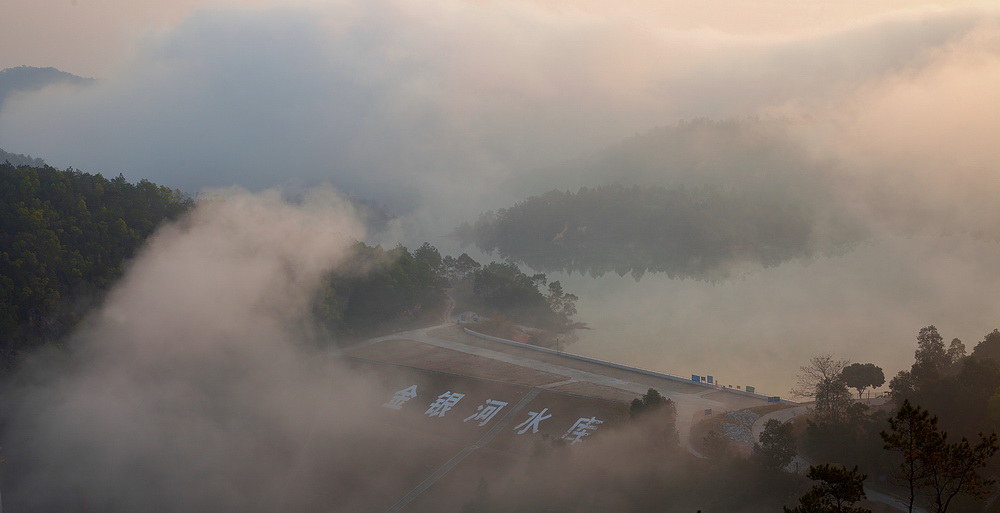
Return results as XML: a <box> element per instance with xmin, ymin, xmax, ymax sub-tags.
<box><xmin>2</xmin><ymin>0</ymin><xmax>1000</xmax><ymax>395</ymax></box>
<box><xmin>2</xmin><ymin>0</ymin><xmax>992</xmax><ymax>77</ymax></box>
<box><xmin>3</xmin><ymin>0</ymin><xmax>997</xmax><ymax>222</ymax></box>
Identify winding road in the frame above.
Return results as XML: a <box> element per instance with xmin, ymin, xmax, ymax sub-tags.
<box><xmin>751</xmin><ymin>403</ymin><xmax>925</xmax><ymax>513</ymax></box>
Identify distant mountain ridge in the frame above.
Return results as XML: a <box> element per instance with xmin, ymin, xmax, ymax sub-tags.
<box><xmin>0</xmin><ymin>65</ymin><xmax>94</xmax><ymax>108</ymax></box>
<box><xmin>0</xmin><ymin>147</ymin><xmax>46</xmax><ymax>167</ymax></box>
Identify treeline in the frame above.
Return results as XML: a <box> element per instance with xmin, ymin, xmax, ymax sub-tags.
<box><xmin>314</xmin><ymin>242</ymin><xmax>581</xmax><ymax>340</ymax></box>
<box><xmin>315</xmin><ymin>242</ymin><xmax>449</xmax><ymax>338</ymax></box>
<box><xmin>0</xmin><ymin>162</ymin><xmax>191</xmax><ymax>371</ymax></box>
<box><xmin>0</xmin><ymin>66</ymin><xmax>93</xmax><ymax>108</ymax></box>
<box><xmin>454</xmin><ymin>184</ymin><xmax>864</xmax><ymax>281</ymax></box>
<box><xmin>0</xmin><ymin>163</ymin><xmax>581</xmax><ymax>372</ymax></box>
<box><xmin>789</xmin><ymin>325</ymin><xmax>1000</xmax><ymax>513</ymax></box>
<box><xmin>468</xmin><ymin>261</ymin><xmax>579</xmax><ymax>332</ymax></box>
<box><xmin>1</xmin><ymin>148</ymin><xmax>46</xmax><ymax>168</ymax></box>
<box><xmin>888</xmin><ymin>326</ymin><xmax>1000</xmax><ymax>438</ymax></box>
<box><xmin>325</xmin><ymin>244</ymin><xmax>582</xmax><ymax>338</ymax></box>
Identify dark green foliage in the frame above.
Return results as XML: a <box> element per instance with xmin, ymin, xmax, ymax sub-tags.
<box><xmin>472</xmin><ymin>261</ymin><xmax>546</xmax><ymax>312</ymax></box>
<box><xmin>316</xmin><ymin>241</ymin><xmax>565</xmax><ymax>343</ymax></box>
<box><xmin>628</xmin><ymin>388</ymin><xmax>680</xmax><ymax>451</ymax></box>
<box><xmin>792</xmin><ymin>325</ymin><xmax>1000</xmax><ymax>513</ymax></box>
<box><xmin>413</xmin><ymin>241</ymin><xmax>443</xmax><ymax>276</ymax></box>
<box><xmin>889</xmin><ymin>370</ymin><xmax>915</xmax><ymax>401</ymax></box>
<box><xmin>753</xmin><ymin>419</ymin><xmax>796</xmax><ymax>470</ymax></box>
<box><xmin>804</xmin><ymin>403</ymin><xmax>884</xmax><ymax>472</ymax></box>
<box><xmin>946</xmin><ymin>338</ymin><xmax>966</xmax><ymax>365</ymax></box>
<box><xmin>814</xmin><ymin>377</ymin><xmax>854</xmax><ymax>424</ymax></box>
<box><xmin>316</xmin><ymin>242</ymin><xmax>448</xmax><ymax>338</ymax></box>
<box><xmin>893</xmin><ymin>327</ymin><xmax>1000</xmax><ymax>436</ymax></box>
<box><xmin>442</xmin><ymin>253</ymin><xmax>481</xmax><ymax>282</ymax></box>
<box><xmin>469</xmin><ymin>261</ymin><xmax>575</xmax><ymax>331</ymax></box>
<box><xmin>629</xmin><ymin>388</ymin><xmax>668</xmax><ymax>419</ymax></box>
<box><xmin>784</xmin><ymin>464</ymin><xmax>871</xmax><ymax>513</ymax></box>
<box><xmin>701</xmin><ymin>429</ymin><xmax>735</xmax><ymax>461</ymax></box>
<box><xmin>841</xmin><ymin>363</ymin><xmax>885</xmax><ymax>399</ymax></box>
<box><xmin>0</xmin><ymin>163</ymin><xmax>191</xmax><ymax>371</ymax></box>
<box><xmin>913</xmin><ymin>325</ymin><xmax>949</xmax><ymax>386</ymax></box>
<box><xmin>0</xmin><ymin>148</ymin><xmax>46</xmax><ymax>168</ymax></box>
<box><xmin>882</xmin><ymin>400</ymin><xmax>936</xmax><ymax>512</ymax></box>
<box><xmin>881</xmin><ymin>400</ymin><xmax>999</xmax><ymax>513</ymax></box>
<box><xmin>545</xmin><ymin>280</ymin><xmax>577</xmax><ymax>319</ymax></box>
<box><xmin>953</xmin><ymin>358</ymin><xmax>1000</xmax><ymax>422</ymax></box>
<box><xmin>988</xmin><ymin>388</ymin><xmax>1000</xmax><ymax>427</ymax></box>
<box><xmin>971</xmin><ymin>329</ymin><xmax>1000</xmax><ymax>363</ymax></box>
<box><xmin>454</xmin><ymin>183</ymin><xmax>865</xmax><ymax>281</ymax></box>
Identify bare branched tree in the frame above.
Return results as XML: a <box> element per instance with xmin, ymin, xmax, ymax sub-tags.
<box><xmin>790</xmin><ymin>354</ymin><xmax>849</xmax><ymax>398</ymax></box>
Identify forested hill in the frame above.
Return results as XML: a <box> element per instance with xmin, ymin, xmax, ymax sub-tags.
<box><xmin>0</xmin><ymin>163</ymin><xmax>192</xmax><ymax>370</ymax></box>
<box><xmin>1</xmin><ymin>148</ymin><xmax>46</xmax><ymax>168</ymax></box>
<box><xmin>1</xmin><ymin>163</ymin><xmax>581</xmax><ymax>374</ymax></box>
<box><xmin>0</xmin><ymin>66</ymin><xmax>93</xmax><ymax>108</ymax></box>
<box><xmin>454</xmin><ymin>184</ymin><xmax>867</xmax><ymax>281</ymax></box>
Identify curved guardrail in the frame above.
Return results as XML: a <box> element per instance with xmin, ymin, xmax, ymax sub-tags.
<box><xmin>462</xmin><ymin>326</ymin><xmax>795</xmax><ymax>404</ymax></box>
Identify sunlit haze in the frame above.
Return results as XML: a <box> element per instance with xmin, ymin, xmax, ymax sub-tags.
<box><xmin>4</xmin><ymin>0</ymin><xmax>1000</xmax><ymax>394</ymax></box>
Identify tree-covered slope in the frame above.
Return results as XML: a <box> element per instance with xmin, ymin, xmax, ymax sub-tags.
<box><xmin>0</xmin><ymin>163</ymin><xmax>191</xmax><ymax>369</ymax></box>
<box><xmin>0</xmin><ymin>66</ymin><xmax>93</xmax><ymax>108</ymax></box>
<box><xmin>455</xmin><ymin>183</ymin><xmax>866</xmax><ymax>281</ymax></box>
<box><xmin>0</xmin><ymin>161</ymin><xmax>582</xmax><ymax>373</ymax></box>
<box><xmin>0</xmin><ymin>147</ymin><xmax>46</xmax><ymax>168</ymax></box>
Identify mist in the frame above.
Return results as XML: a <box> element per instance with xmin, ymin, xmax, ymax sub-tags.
<box><xmin>0</xmin><ymin>188</ymin><xmax>422</xmax><ymax>511</ymax></box>
<box><xmin>2</xmin><ymin>1</ymin><xmax>999</xmax><ymax>400</ymax></box>
<box><xmin>555</xmin><ymin>232</ymin><xmax>1000</xmax><ymax>396</ymax></box>
<box><xmin>1</xmin><ymin>3</ymin><xmax>998</xmax><ymax>241</ymax></box>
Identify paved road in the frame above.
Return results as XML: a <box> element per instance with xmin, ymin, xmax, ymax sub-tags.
<box><xmin>355</xmin><ymin>322</ymin><xmax>743</xmax><ymax>513</ymax></box>
<box><xmin>357</xmin><ymin>323</ymin><xmax>742</xmax><ymax>453</ymax></box>
<box><xmin>351</xmin><ymin>319</ymin><xmax>822</xmax><ymax>512</ymax></box>
<box><xmin>330</xmin><ymin>315</ymin><xmax>924</xmax><ymax>513</ymax></box>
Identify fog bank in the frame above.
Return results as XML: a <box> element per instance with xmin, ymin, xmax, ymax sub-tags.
<box><xmin>0</xmin><ymin>188</ymin><xmax>412</xmax><ymax>511</ymax></box>
<box><xmin>561</xmin><ymin>232</ymin><xmax>1000</xmax><ymax>396</ymax></box>
<box><xmin>2</xmin><ymin>4</ymin><xmax>999</xmax><ymax>249</ymax></box>
<box><xmin>2</xmin><ymin>0</ymin><xmax>999</xmax><ymax>402</ymax></box>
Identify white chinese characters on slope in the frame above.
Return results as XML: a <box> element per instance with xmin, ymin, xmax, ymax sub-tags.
<box><xmin>425</xmin><ymin>391</ymin><xmax>465</xmax><ymax>417</ymax></box>
<box><xmin>383</xmin><ymin>385</ymin><xmax>418</xmax><ymax>410</ymax></box>
<box><xmin>381</xmin><ymin>387</ymin><xmax>604</xmax><ymax>444</ymax></box>
<box><xmin>464</xmin><ymin>399</ymin><xmax>509</xmax><ymax>426</ymax></box>
<box><xmin>562</xmin><ymin>417</ymin><xmax>603</xmax><ymax>444</ymax></box>
<box><xmin>512</xmin><ymin>408</ymin><xmax>552</xmax><ymax>435</ymax></box>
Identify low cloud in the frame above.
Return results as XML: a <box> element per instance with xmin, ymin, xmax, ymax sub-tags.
<box><xmin>1</xmin><ymin>3</ymin><xmax>998</xmax><ymax>248</ymax></box>
<box><xmin>1</xmin><ymin>1</ymin><xmax>999</xmax><ymax>399</ymax></box>
<box><xmin>558</xmin><ymin>233</ymin><xmax>1000</xmax><ymax>396</ymax></box>
<box><xmin>0</xmin><ymin>187</ymin><xmax>408</xmax><ymax>510</ymax></box>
